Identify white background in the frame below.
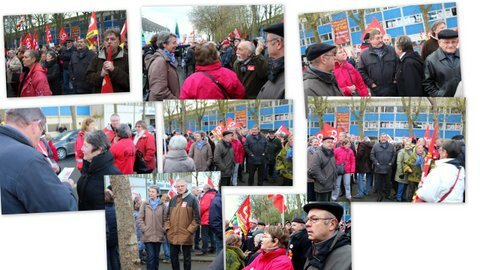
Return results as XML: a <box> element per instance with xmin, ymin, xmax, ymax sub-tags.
<box><xmin>0</xmin><ymin>0</ymin><xmax>478</xmax><ymax>269</ymax></box>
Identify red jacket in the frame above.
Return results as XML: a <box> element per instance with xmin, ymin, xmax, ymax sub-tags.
<box><xmin>334</xmin><ymin>146</ymin><xmax>356</xmax><ymax>173</ymax></box>
<box><xmin>334</xmin><ymin>62</ymin><xmax>369</xmax><ymax>96</ymax></box>
<box><xmin>103</xmin><ymin>127</ymin><xmax>115</xmax><ymax>143</ymax></box>
<box><xmin>48</xmin><ymin>140</ymin><xmax>59</xmax><ymax>162</ymax></box>
<box><xmin>19</xmin><ymin>62</ymin><xmax>52</xmax><ymax>97</ymax></box>
<box><xmin>243</xmin><ymin>248</ymin><xmax>293</xmax><ymax>270</ymax></box>
<box><xmin>134</xmin><ymin>131</ymin><xmax>157</xmax><ymax>171</ymax></box>
<box><xmin>179</xmin><ymin>61</ymin><xmax>245</xmax><ymax>99</ymax></box>
<box><xmin>74</xmin><ymin>131</ymin><xmax>86</xmax><ymax>171</ymax></box>
<box><xmin>110</xmin><ymin>137</ymin><xmax>136</xmax><ymax>174</ymax></box>
<box><xmin>199</xmin><ymin>189</ymin><xmax>217</xmax><ymax>225</ymax></box>
<box><xmin>186</xmin><ymin>139</ymin><xmax>194</xmax><ymax>153</ymax></box>
<box><xmin>231</xmin><ymin>139</ymin><xmax>245</xmax><ymax>164</ymax></box>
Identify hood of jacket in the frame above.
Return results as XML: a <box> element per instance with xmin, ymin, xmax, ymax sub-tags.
<box><xmin>195</xmin><ymin>61</ymin><xmax>222</xmax><ymax>72</ymax></box>
<box><xmin>0</xmin><ymin>125</ymin><xmax>33</xmax><ymax>147</ymax></box>
<box><xmin>304</xmin><ymin>67</ymin><xmax>336</xmax><ymax>84</ymax></box>
<box><xmin>165</xmin><ymin>149</ymin><xmax>190</xmax><ymax>161</ymax></box>
<box><xmin>401</xmin><ymin>51</ymin><xmax>423</xmax><ymax>65</ymax></box>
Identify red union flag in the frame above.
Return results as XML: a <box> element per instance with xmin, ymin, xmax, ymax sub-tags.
<box><xmin>413</xmin><ymin>123</ymin><xmax>439</xmax><ymax>202</ymax></box>
<box><xmin>45</xmin><ymin>24</ymin><xmax>53</xmax><ymax>44</ymax></box>
<box><xmin>120</xmin><ymin>20</ymin><xmax>127</xmax><ymax>48</ymax></box>
<box><xmin>225</xmin><ymin>118</ymin><xmax>238</xmax><ymax>129</ymax></box>
<box><xmin>58</xmin><ymin>27</ymin><xmax>69</xmax><ymax>44</ymax></box>
<box><xmin>212</xmin><ymin>122</ymin><xmax>226</xmax><ymax>138</ymax></box>
<box><xmin>360</xmin><ymin>18</ymin><xmax>386</xmax><ymax>41</ymax></box>
<box><xmin>267</xmin><ymin>194</ymin><xmax>287</xmax><ymax>213</ymax></box>
<box><xmin>231</xmin><ymin>196</ymin><xmax>251</xmax><ymax>236</ymax></box>
<box><xmin>23</xmin><ymin>33</ymin><xmax>33</xmax><ymax>49</ymax></box>
<box><xmin>275</xmin><ymin>124</ymin><xmax>291</xmax><ymax>136</ymax></box>
<box><xmin>33</xmin><ymin>32</ymin><xmax>39</xmax><ymax>50</ymax></box>
<box><xmin>331</xmin><ymin>18</ymin><xmax>350</xmax><ymax>44</ymax></box>
<box><xmin>86</xmin><ymin>12</ymin><xmax>98</xmax><ymax>50</ymax></box>
<box><xmin>101</xmin><ymin>46</ymin><xmax>114</xmax><ymax>93</ymax></box>
<box><xmin>423</xmin><ymin>125</ymin><xmax>431</xmax><ymax>140</ymax></box>
<box><xmin>207</xmin><ymin>177</ymin><xmax>215</xmax><ymax>189</ymax></box>
<box><xmin>320</xmin><ymin>123</ymin><xmax>340</xmax><ymax>143</ymax></box>
<box><xmin>167</xmin><ymin>178</ymin><xmax>177</xmax><ymax>198</ymax></box>
<box><xmin>233</xmin><ymin>28</ymin><xmax>241</xmax><ymax>39</ymax></box>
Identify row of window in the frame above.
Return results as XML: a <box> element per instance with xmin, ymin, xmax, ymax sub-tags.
<box><xmin>310</xmin><ymin>121</ymin><xmax>462</xmax><ymax>131</ymax></box>
<box><xmin>308</xmin><ymin>106</ymin><xmax>463</xmax><ymax>114</ymax></box>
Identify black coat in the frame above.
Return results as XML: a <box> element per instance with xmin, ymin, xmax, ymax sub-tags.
<box><xmin>355</xmin><ymin>141</ymin><xmax>373</xmax><ymax>173</ymax></box>
<box><xmin>105</xmin><ymin>202</ymin><xmax>118</xmax><ymax>248</ymax></box>
<box><xmin>233</xmin><ymin>54</ymin><xmax>269</xmax><ymax>98</ymax></box>
<box><xmin>357</xmin><ymin>44</ymin><xmax>399</xmax><ymax>96</ymax></box>
<box><xmin>370</xmin><ymin>142</ymin><xmax>395</xmax><ymax>174</ymax></box>
<box><xmin>86</xmin><ymin>47</ymin><xmax>130</xmax><ymax>93</ymax></box>
<box><xmin>60</xmin><ymin>46</ymin><xmax>76</xmax><ymax>70</ymax></box>
<box><xmin>45</xmin><ymin>60</ymin><xmax>62</xmax><ymax>95</ymax></box>
<box><xmin>265</xmin><ymin>137</ymin><xmax>282</xmax><ymax>164</ymax></box>
<box><xmin>69</xmin><ymin>49</ymin><xmax>95</xmax><ymax>94</ymax></box>
<box><xmin>396</xmin><ymin>51</ymin><xmax>425</xmax><ymax>96</ymax></box>
<box><xmin>209</xmin><ymin>192</ymin><xmax>223</xmax><ymax>240</ymax></box>
<box><xmin>423</xmin><ymin>48</ymin><xmax>461</xmax><ymax>97</ymax></box>
<box><xmin>289</xmin><ymin>229</ymin><xmax>310</xmax><ymax>270</ymax></box>
<box><xmin>77</xmin><ymin>151</ymin><xmax>121</xmax><ymax>211</ymax></box>
<box><xmin>244</xmin><ymin>134</ymin><xmax>268</xmax><ymax>165</ymax></box>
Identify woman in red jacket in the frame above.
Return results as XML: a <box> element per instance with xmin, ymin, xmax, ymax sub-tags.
<box><xmin>133</xmin><ymin>120</ymin><xmax>156</xmax><ymax>173</ymax></box>
<box><xmin>110</xmin><ymin>124</ymin><xmax>136</xmax><ymax>174</ymax></box>
<box><xmin>333</xmin><ymin>46</ymin><xmax>369</xmax><ymax>97</ymax></box>
<box><xmin>75</xmin><ymin>118</ymin><xmax>96</xmax><ymax>171</ymax></box>
<box><xmin>179</xmin><ymin>42</ymin><xmax>245</xmax><ymax>99</ymax></box>
<box><xmin>231</xmin><ymin>130</ymin><xmax>246</xmax><ymax>186</ymax></box>
<box><xmin>243</xmin><ymin>225</ymin><xmax>293</xmax><ymax>270</ymax></box>
<box><xmin>332</xmin><ymin>138</ymin><xmax>356</xmax><ymax>202</ymax></box>
<box><xmin>18</xmin><ymin>50</ymin><xmax>52</xmax><ymax>97</ymax></box>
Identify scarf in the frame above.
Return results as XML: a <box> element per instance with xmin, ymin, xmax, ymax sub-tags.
<box><xmin>415</xmin><ymin>154</ymin><xmax>424</xmax><ymax>168</ymax></box>
<box><xmin>163</xmin><ymin>49</ymin><xmax>177</xmax><ymax>64</ymax></box>
<box><xmin>307</xmin><ymin>231</ymin><xmax>351</xmax><ymax>270</ymax></box>
<box><xmin>309</xmin><ymin>65</ymin><xmax>336</xmax><ymax>83</ymax></box>
<box><xmin>149</xmin><ymin>197</ymin><xmax>160</xmax><ymax>210</ymax></box>
<box><xmin>134</xmin><ymin>130</ymin><xmax>145</xmax><ymax>145</ymax></box>
<box><xmin>222</xmin><ymin>140</ymin><xmax>232</xmax><ymax>148</ymax></box>
<box><xmin>308</xmin><ymin>146</ymin><xmax>318</xmax><ymax>154</ymax></box>
<box><xmin>196</xmin><ymin>140</ymin><xmax>206</xmax><ymax>151</ymax></box>
<box><xmin>286</xmin><ymin>146</ymin><xmax>293</xmax><ymax>161</ymax></box>
<box><xmin>268</xmin><ymin>56</ymin><xmax>284</xmax><ymax>82</ymax></box>
<box><xmin>372</xmin><ymin>46</ymin><xmax>384</xmax><ymax>58</ymax></box>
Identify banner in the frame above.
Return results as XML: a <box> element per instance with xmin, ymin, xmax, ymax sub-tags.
<box><xmin>212</xmin><ymin>122</ymin><xmax>226</xmax><ymax>138</ymax></box>
<box><xmin>32</xmin><ymin>32</ymin><xmax>39</xmax><ymax>50</ymax></box>
<box><xmin>58</xmin><ymin>27</ymin><xmax>69</xmax><ymax>44</ymax></box>
<box><xmin>331</xmin><ymin>18</ymin><xmax>350</xmax><ymax>44</ymax></box>
<box><xmin>314</xmin><ymin>123</ymin><xmax>341</xmax><ymax>143</ymax></box>
<box><xmin>86</xmin><ymin>12</ymin><xmax>98</xmax><ymax>50</ymax></box>
<box><xmin>360</xmin><ymin>18</ymin><xmax>386</xmax><ymax>41</ymax></box>
<box><xmin>101</xmin><ymin>46</ymin><xmax>114</xmax><ymax>93</ymax></box>
<box><xmin>233</xmin><ymin>28</ymin><xmax>241</xmax><ymax>39</ymax></box>
<box><xmin>167</xmin><ymin>178</ymin><xmax>177</xmax><ymax>198</ymax></box>
<box><xmin>235</xmin><ymin>110</ymin><xmax>247</xmax><ymax>127</ymax></box>
<box><xmin>230</xmin><ymin>196</ymin><xmax>251</xmax><ymax>237</ymax></box>
<box><xmin>45</xmin><ymin>24</ymin><xmax>53</xmax><ymax>44</ymax></box>
<box><xmin>335</xmin><ymin>112</ymin><xmax>350</xmax><ymax>133</ymax></box>
<box><xmin>23</xmin><ymin>33</ymin><xmax>33</xmax><ymax>50</ymax></box>
<box><xmin>275</xmin><ymin>124</ymin><xmax>291</xmax><ymax>136</ymax></box>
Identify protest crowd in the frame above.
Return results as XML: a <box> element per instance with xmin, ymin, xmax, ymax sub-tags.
<box><xmin>5</xmin><ymin>13</ymin><xmax>129</xmax><ymax>97</ymax></box>
<box><xmin>304</xmin><ymin>20</ymin><xmax>462</xmax><ymax>98</ymax></box>
<box><xmin>143</xmin><ymin>22</ymin><xmax>285</xmax><ymax>100</ymax></box>
<box><xmin>307</xmin><ymin>127</ymin><xmax>465</xmax><ymax>203</ymax></box>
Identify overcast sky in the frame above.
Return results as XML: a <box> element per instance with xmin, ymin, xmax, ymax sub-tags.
<box><xmin>142</xmin><ymin>6</ymin><xmax>194</xmax><ymax>37</ymax></box>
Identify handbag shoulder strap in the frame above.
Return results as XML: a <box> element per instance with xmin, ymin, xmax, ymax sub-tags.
<box><xmin>202</xmin><ymin>71</ymin><xmax>230</xmax><ymax>99</ymax></box>
<box><xmin>438</xmin><ymin>168</ymin><xmax>462</xmax><ymax>203</ymax></box>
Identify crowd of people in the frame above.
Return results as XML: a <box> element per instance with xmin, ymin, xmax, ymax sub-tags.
<box><xmin>5</xmin><ymin>28</ymin><xmax>129</xmax><ymax>97</ymax></box>
<box><xmin>105</xmin><ymin>179</ymin><xmax>223</xmax><ymax>270</ymax></box>
<box><xmin>0</xmin><ymin>109</ymin><xmax>156</xmax><ymax>214</ymax></box>
<box><xmin>304</xmin><ymin>21</ymin><xmax>462</xmax><ymax>98</ymax></box>
<box><xmin>222</xmin><ymin>202</ymin><xmax>351</xmax><ymax>270</ymax></box>
<box><xmin>163</xmin><ymin>126</ymin><xmax>293</xmax><ymax>186</ymax></box>
<box><xmin>142</xmin><ymin>22</ymin><xmax>285</xmax><ymax>100</ymax></box>
<box><xmin>307</xmin><ymin>132</ymin><xmax>465</xmax><ymax>202</ymax></box>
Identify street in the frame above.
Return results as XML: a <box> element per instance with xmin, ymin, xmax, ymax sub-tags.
<box><xmin>334</xmin><ymin>175</ymin><xmax>401</xmax><ymax>203</ymax></box>
<box><xmin>58</xmin><ymin>155</ymin><xmax>81</xmax><ymax>182</ymax></box>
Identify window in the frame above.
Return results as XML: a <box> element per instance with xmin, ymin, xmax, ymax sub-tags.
<box><xmin>445</xmin><ymin>7</ymin><xmax>457</xmax><ymax>17</ymax></box>
<box><xmin>403</xmin><ymin>14</ymin><xmax>423</xmax><ymax>25</ymax></box>
<box><xmin>446</xmin><ymin>123</ymin><xmax>461</xmax><ymax>131</ymax></box>
<box><xmin>366</xmin><ymin>106</ymin><xmax>378</xmax><ymax>113</ymax></box>
<box><xmin>381</xmin><ymin>106</ymin><xmax>395</xmax><ymax>113</ymax></box>
<box><xmin>396</xmin><ymin>106</ymin><xmax>404</xmax><ymax>113</ymax></box>
<box><xmin>260</xmin><ymin>115</ymin><xmax>273</xmax><ymax>123</ymax></box>
<box><xmin>319</xmin><ymin>15</ymin><xmax>331</xmax><ymax>25</ymax></box>
<box><xmin>310</xmin><ymin>121</ymin><xmax>319</xmax><ymax>128</ymax></box>
<box><xmin>380</xmin><ymin>121</ymin><xmax>395</xmax><ymax>128</ymax></box>
<box><xmin>260</xmin><ymin>101</ymin><xmax>272</xmax><ymax>108</ymax></box>
<box><xmin>350</xmin><ymin>26</ymin><xmax>361</xmax><ymax>32</ymax></box>
<box><xmin>305</xmin><ymin>36</ymin><xmax>317</xmax><ymax>46</ymax></box>
<box><xmin>300</xmin><ymin>39</ymin><xmax>306</xmax><ymax>46</ymax></box>
<box><xmin>326</xmin><ymin>107</ymin><xmax>335</xmax><ymax>113</ymax></box>
<box><xmin>320</xmin><ymin>33</ymin><xmax>333</xmax><ymax>42</ymax></box>
<box><xmin>382</xmin><ymin>7</ymin><xmax>397</xmax><ymax>10</ymax></box>
<box><xmin>385</xmin><ymin>18</ymin><xmax>402</xmax><ymax>29</ymax></box>
<box><xmin>395</xmin><ymin>121</ymin><xmax>408</xmax><ymax>129</ymax></box>
<box><xmin>277</xmin><ymin>100</ymin><xmax>290</xmax><ymax>106</ymax></box>
<box><xmin>275</xmin><ymin>114</ymin><xmax>289</xmax><ymax>121</ymax></box>
<box><xmin>428</xmin><ymin>9</ymin><xmax>444</xmax><ymax>21</ymax></box>
<box><xmin>450</xmin><ymin>107</ymin><xmax>462</xmax><ymax>114</ymax></box>
<box><xmin>203</xmin><ymin>121</ymin><xmax>209</xmax><ymax>126</ymax></box>
<box><xmin>365</xmin><ymin>8</ymin><xmax>381</xmax><ymax>14</ymax></box>
<box><xmin>364</xmin><ymin>121</ymin><xmax>378</xmax><ymax>130</ymax></box>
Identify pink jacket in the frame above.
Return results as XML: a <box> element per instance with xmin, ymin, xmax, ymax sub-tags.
<box><xmin>231</xmin><ymin>139</ymin><xmax>245</xmax><ymax>164</ymax></box>
<box><xmin>243</xmin><ymin>248</ymin><xmax>293</xmax><ymax>270</ymax></box>
<box><xmin>19</xmin><ymin>62</ymin><xmax>52</xmax><ymax>97</ymax></box>
<box><xmin>180</xmin><ymin>61</ymin><xmax>245</xmax><ymax>99</ymax></box>
<box><xmin>334</xmin><ymin>62</ymin><xmax>369</xmax><ymax>97</ymax></box>
<box><xmin>334</xmin><ymin>146</ymin><xmax>356</xmax><ymax>173</ymax></box>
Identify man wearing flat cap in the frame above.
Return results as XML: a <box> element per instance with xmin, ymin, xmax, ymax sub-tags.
<box><xmin>257</xmin><ymin>22</ymin><xmax>285</xmax><ymax>99</ymax></box>
<box><xmin>303</xmin><ymin>202</ymin><xmax>351</xmax><ymax>270</ymax></box>
<box><xmin>265</xmin><ymin>130</ymin><xmax>283</xmax><ymax>183</ymax></box>
<box><xmin>308</xmin><ymin>136</ymin><xmax>337</xmax><ymax>201</ymax></box>
<box><xmin>244</xmin><ymin>126</ymin><xmax>268</xmax><ymax>186</ymax></box>
<box><xmin>357</xmin><ymin>29</ymin><xmax>399</xmax><ymax>96</ymax></box>
<box><xmin>288</xmin><ymin>218</ymin><xmax>310</xmax><ymax>270</ymax></box>
<box><xmin>214</xmin><ymin>131</ymin><xmax>235</xmax><ymax>187</ymax></box>
<box><xmin>60</xmin><ymin>38</ymin><xmax>76</xmax><ymax>94</ymax></box>
<box><xmin>304</xmin><ymin>43</ymin><xmax>343</xmax><ymax>97</ymax></box>
<box><xmin>423</xmin><ymin>29</ymin><xmax>461</xmax><ymax>97</ymax></box>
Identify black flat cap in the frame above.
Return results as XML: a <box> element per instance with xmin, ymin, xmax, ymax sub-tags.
<box><xmin>292</xmin><ymin>218</ymin><xmax>305</xmax><ymax>224</ymax></box>
<box><xmin>222</xmin><ymin>131</ymin><xmax>233</xmax><ymax>137</ymax></box>
<box><xmin>306</xmin><ymin>43</ymin><xmax>336</xmax><ymax>61</ymax></box>
<box><xmin>438</xmin><ymin>29</ymin><xmax>458</xmax><ymax>39</ymax></box>
<box><xmin>257</xmin><ymin>222</ymin><xmax>266</xmax><ymax>226</ymax></box>
<box><xmin>322</xmin><ymin>136</ymin><xmax>335</xmax><ymax>142</ymax></box>
<box><xmin>303</xmin><ymin>202</ymin><xmax>344</xmax><ymax>222</ymax></box>
<box><xmin>264</xmin><ymin>22</ymin><xmax>284</xmax><ymax>37</ymax></box>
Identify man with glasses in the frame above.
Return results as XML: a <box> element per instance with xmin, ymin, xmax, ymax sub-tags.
<box><xmin>304</xmin><ymin>43</ymin><xmax>343</xmax><ymax>97</ymax></box>
<box><xmin>357</xmin><ymin>29</ymin><xmax>399</xmax><ymax>96</ymax></box>
<box><xmin>257</xmin><ymin>22</ymin><xmax>285</xmax><ymax>99</ymax></box>
<box><xmin>308</xmin><ymin>136</ymin><xmax>337</xmax><ymax>201</ymax></box>
<box><xmin>303</xmin><ymin>202</ymin><xmax>351</xmax><ymax>270</ymax></box>
<box><xmin>423</xmin><ymin>29</ymin><xmax>461</xmax><ymax>97</ymax></box>
<box><xmin>0</xmin><ymin>108</ymin><xmax>77</xmax><ymax>214</ymax></box>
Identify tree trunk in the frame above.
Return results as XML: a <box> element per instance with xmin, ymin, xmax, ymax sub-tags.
<box><xmin>348</xmin><ymin>10</ymin><xmax>366</xmax><ymax>33</ymax></box>
<box><xmin>419</xmin><ymin>5</ymin><xmax>433</xmax><ymax>35</ymax></box>
<box><xmin>70</xmin><ymin>106</ymin><xmax>78</xmax><ymax>130</ymax></box>
<box><xmin>302</xmin><ymin>13</ymin><xmax>321</xmax><ymax>43</ymax></box>
<box><xmin>110</xmin><ymin>175</ymin><xmax>141</xmax><ymax>270</ymax></box>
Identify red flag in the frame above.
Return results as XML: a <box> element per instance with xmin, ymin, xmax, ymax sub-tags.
<box><xmin>45</xmin><ymin>24</ymin><xmax>53</xmax><ymax>44</ymax></box>
<box><xmin>207</xmin><ymin>177</ymin><xmax>215</xmax><ymax>189</ymax></box>
<box><xmin>275</xmin><ymin>124</ymin><xmax>291</xmax><ymax>136</ymax></box>
<box><xmin>33</xmin><ymin>32</ymin><xmax>39</xmax><ymax>50</ymax></box>
<box><xmin>101</xmin><ymin>46</ymin><xmax>114</xmax><ymax>93</ymax></box>
<box><xmin>23</xmin><ymin>33</ymin><xmax>33</xmax><ymax>50</ymax></box>
<box><xmin>413</xmin><ymin>124</ymin><xmax>439</xmax><ymax>202</ymax></box>
<box><xmin>233</xmin><ymin>28</ymin><xmax>241</xmax><ymax>39</ymax></box>
<box><xmin>16</xmin><ymin>16</ymin><xmax>25</xmax><ymax>30</ymax></box>
<box><xmin>360</xmin><ymin>18</ymin><xmax>386</xmax><ymax>41</ymax></box>
<box><xmin>232</xmin><ymin>196</ymin><xmax>251</xmax><ymax>236</ymax></box>
<box><xmin>268</xmin><ymin>194</ymin><xmax>286</xmax><ymax>213</ymax></box>
<box><xmin>120</xmin><ymin>20</ymin><xmax>127</xmax><ymax>48</ymax></box>
<box><xmin>167</xmin><ymin>178</ymin><xmax>177</xmax><ymax>198</ymax></box>
<box><xmin>212</xmin><ymin>122</ymin><xmax>226</xmax><ymax>138</ymax></box>
<box><xmin>225</xmin><ymin>118</ymin><xmax>238</xmax><ymax>129</ymax></box>
<box><xmin>86</xmin><ymin>12</ymin><xmax>99</xmax><ymax>50</ymax></box>
<box><xmin>58</xmin><ymin>27</ymin><xmax>69</xmax><ymax>44</ymax></box>
<box><xmin>423</xmin><ymin>125</ymin><xmax>431</xmax><ymax>140</ymax></box>
<box><xmin>186</xmin><ymin>128</ymin><xmax>192</xmax><ymax>135</ymax></box>
<box><xmin>320</xmin><ymin>123</ymin><xmax>340</xmax><ymax>143</ymax></box>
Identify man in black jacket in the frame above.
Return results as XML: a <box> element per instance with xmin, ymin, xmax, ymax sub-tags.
<box><xmin>243</xmin><ymin>126</ymin><xmax>267</xmax><ymax>186</ymax></box>
<box><xmin>370</xmin><ymin>133</ymin><xmax>396</xmax><ymax>201</ymax></box>
<box><xmin>308</xmin><ymin>136</ymin><xmax>337</xmax><ymax>202</ymax></box>
<box><xmin>69</xmin><ymin>38</ymin><xmax>95</xmax><ymax>94</ymax></box>
<box><xmin>357</xmin><ymin>29</ymin><xmax>399</xmax><ymax>96</ymax></box>
<box><xmin>265</xmin><ymin>130</ymin><xmax>283</xmax><ymax>182</ymax></box>
<box><xmin>233</xmin><ymin>40</ymin><xmax>268</xmax><ymax>98</ymax></box>
<box><xmin>60</xmin><ymin>39</ymin><xmax>76</xmax><ymax>94</ymax></box>
<box><xmin>288</xmin><ymin>218</ymin><xmax>310</xmax><ymax>270</ymax></box>
<box><xmin>423</xmin><ymin>29</ymin><xmax>461</xmax><ymax>97</ymax></box>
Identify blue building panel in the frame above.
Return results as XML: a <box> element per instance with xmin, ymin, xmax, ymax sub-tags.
<box><xmin>351</xmin><ymin>32</ymin><xmax>363</xmax><ymax>45</ymax></box>
<box><xmin>248</xmin><ymin>120</ymin><xmax>255</xmax><ymax>127</ymax></box>
<box><xmin>309</xmin><ymin>127</ymin><xmax>320</xmax><ymax>135</ymax></box>
<box><xmin>60</xmin><ymin>107</ymin><xmax>72</xmax><ymax>116</ymax></box>
<box><xmin>365</xmin><ymin>114</ymin><xmax>379</xmax><ymax>121</ymax></box>
<box><xmin>332</xmin><ymin>12</ymin><xmax>347</xmax><ymax>21</ymax></box>
<box><xmin>386</xmin><ymin>27</ymin><xmax>405</xmax><ymax>38</ymax></box>
<box><xmin>445</xmin><ymin>130</ymin><xmax>461</xmax><ymax>139</ymax></box>
<box><xmin>430</xmin><ymin>4</ymin><xmax>444</xmax><ymax>11</ymax></box>
<box><xmin>405</xmin><ymin>23</ymin><xmax>425</xmax><ymax>35</ymax></box>
<box><xmin>261</xmin><ymin>108</ymin><xmax>273</xmax><ymax>115</ymax></box>
<box><xmin>402</xmin><ymin>6</ymin><xmax>422</xmax><ymax>16</ymax></box>
<box><xmin>324</xmin><ymin>40</ymin><xmax>334</xmax><ymax>45</ymax></box>
<box><xmin>301</xmin><ymin>46</ymin><xmax>307</xmax><ymax>55</ymax></box>
<box><xmin>336</xmin><ymin>107</ymin><xmax>349</xmax><ymax>113</ymax></box>
<box><xmin>416</xmin><ymin>114</ymin><xmax>428</xmax><ymax>122</ymax></box>
<box><xmin>350</xmin><ymin>126</ymin><xmax>359</xmax><ymax>135</ymax></box>
<box><xmin>275</xmin><ymin>121</ymin><xmax>289</xmax><ymax>129</ymax></box>
<box><xmin>235</xmin><ymin>105</ymin><xmax>246</xmax><ymax>111</ymax></box>
<box><xmin>446</xmin><ymin>115</ymin><xmax>462</xmax><ymax>122</ymax></box>
<box><xmin>446</xmin><ymin>17</ymin><xmax>457</xmax><ymax>28</ymax></box>
<box><xmin>323</xmin><ymin>114</ymin><xmax>335</xmax><ymax>122</ymax></box>
<box><xmin>41</xmin><ymin>107</ymin><xmax>59</xmax><ymax>116</ymax></box>
<box><xmin>395</xmin><ymin>129</ymin><xmax>410</xmax><ymax>137</ymax></box>
<box><xmin>379</xmin><ymin>113</ymin><xmax>395</xmax><ymax>121</ymax></box>
<box><xmin>274</xmin><ymin>105</ymin><xmax>291</xmax><ymax>114</ymax></box>
<box><xmin>317</xmin><ymin>24</ymin><xmax>332</xmax><ymax>34</ymax></box>
<box><xmin>260</xmin><ymin>124</ymin><xmax>274</xmax><ymax>130</ymax></box>
<box><xmin>445</xmin><ymin>2</ymin><xmax>456</xmax><ymax>8</ymax></box>
<box><xmin>226</xmin><ymin>112</ymin><xmax>235</xmax><ymax>119</ymax></box>
<box><xmin>396</xmin><ymin>114</ymin><xmax>408</xmax><ymax>121</ymax></box>
<box><xmin>364</xmin><ymin>131</ymin><xmax>379</xmax><ymax>137</ymax></box>
<box><xmin>383</xmin><ymin>8</ymin><xmax>402</xmax><ymax>20</ymax></box>
<box><xmin>365</xmin><ymin>13</ymin><xmax>383</xmax><ymax>24</ymax></box>
<box><xmin>380</xmin><ymin>128</ymin><xmax>395</xmax><ymax>135</ymax></box>
<box><xmin>76</xmin><ymin>106</ymin><xmax>90</xmax><ymax>116</ymax></box>
<box><xmin>348</xmin><ymin>17</ymin><xmax>358</xmax><ymax>27</ymax></box>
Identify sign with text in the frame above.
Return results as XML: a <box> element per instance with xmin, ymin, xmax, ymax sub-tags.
<box><xmin>331</xmin><ymin>18</ymin><xmax>350</xmax><ymax>44</ymax></box>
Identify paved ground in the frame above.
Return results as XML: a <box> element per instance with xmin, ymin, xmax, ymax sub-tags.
<box><xmin>333</xmin><ymin>176</ymin><xmax>405</xmax><ymax>203</ymax></box>
<box><xmin>58</xmin><ymin>155</ymin><xmax>81</xmax><ymax>182</ymax></box>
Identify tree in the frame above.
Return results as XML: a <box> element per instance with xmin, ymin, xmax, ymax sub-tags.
<box><xmin>348</xmin><ymin>9</ymin><xmax>366</xmax><ymax>33</ymax></box>
<box><xmin>401</xmin><ymin>97</ymin><xmax>423</xmax><ymax>137</ymax></box>
<box><xmin>194</xmin><ymin>100</ymin><xmax>208</xmax><ymax>130</ymax></box>
<box><xmin>312</xmin><ymin>97</ymin><xmax>329</xmax><ymax>131</ymax></box>
<box><xmin>216</xmin><ymin>100</ymin><xmax>229</xmax><ymax>127</ymax></box>
<box><xmin>350</xmin><ymin>97</ymin><xmax>370</xmax><ymax>138</ymax></box>
<box><xmin>247</xmin><ymin>100</ymin><xmax>261</xmax><ymax>127</ymax></box>
<box><xmin>455</xmin><ymin>98</ymin><xmax>466</xmax><ymax>136</ymax></box>
<box><xmin>70</xmin><ymin>106</ymin><xmax>78</xmax><ymax>130</ymax></box>
<box><xmin>163</xmin><ymin>101</ymin><xmax>175</xmax><ymax>133</ymax></box>
<box><xmin>299</xmin><ymin>13</ymin><xmax>322</xmax><ymax>43</ymax></box>
<box><xmin>419</xmin><ymin>5</ymin><xmax>433</xmax><ymax>35</ymax></box>
<box><xmin>110</xmin><ymin>175</ymin><xmax>141</xmax><ymax>270</ymax></box>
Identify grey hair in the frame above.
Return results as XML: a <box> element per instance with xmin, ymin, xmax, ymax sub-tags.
<box><xmin>149</xmin><ymin>185</ymin><xmax>160</xmax><ymax>196</ymax></box>
<box><xmin>115</xmin><ymin>124</ymin><xmax>131</xmax><ymax>139</ymax></box>
<box><xmin>395</xmin><ymin>35</ymin><xmax>413</xmax><ymax>53</ymax></box>
<box><xmin>363</xmin><ymin>136</ymin><xmax>371</xmax><ymax>142</ymax></box>
<box><xmin>169</xmin><ymin>135</ymin><xmax>187</xmax><ymax>150</ymax></box>
<box><xmin>240</xmin><ymin>41</ymin><xmax>256</xmax><ymax>55</ymax></box>
<box><xmin>25</xmin><ymin>50</ymin><xmax>40</xmax><ymax>62</ymax></box>
<box><xmin>254</xmin><ymin>233</ymin><xmax>264</xmax><ymax>246</ymax></box>
<box><xmin>157</xmin><ymin>31</ymin><xmax>177</xmax><ymax>49</ymax></box>
<box><xmin>6</xmin><ymin>108</ymin><xmax>46</xmax><ymax>128</ymax></box>
<box><xmin>85</xmin><ymin>130</ymin><xmax>111</xmax><ymax>152</ymax></box>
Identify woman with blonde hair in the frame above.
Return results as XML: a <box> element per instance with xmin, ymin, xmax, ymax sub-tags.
<box><xmin>75</xmin><ymin>118</ymin><xmax>96</xmax><ymax>171</ymax></box>
<box><xmin>226</xmin><ymin>234</ymin><xmax>246</xmax><ymax>270</ymax></box>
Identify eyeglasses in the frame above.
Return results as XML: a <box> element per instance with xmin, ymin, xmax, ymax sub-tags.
<box><xmin>265</xmin><ymin>38</ymin><xmax>279</xmax><ymax>44</ymax></box>
<box><xmin>306</xmin><ymin>217</ymin><xmax>334</xmax><ymax>224</ymax></box>
<box><xmin>323</xmin><ymin>54</ymin><xmax>336</xmax><ymax>58</ymax></box>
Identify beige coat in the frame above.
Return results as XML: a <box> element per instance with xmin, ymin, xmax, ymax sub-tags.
<box><xmin>6</xmin><ymin>56</ymin><xmax>22</xmax><ymax>83</ymax></box>
<box><xmin>145</xmin><ymin>50</ymin><xmax>180</xmax><ymax>101</ymax></box>
<box><xmin>137</xmin><ymin>200</ymin><xmax>167</xmax><ymax>243</ymax></box>
<box><xmin>189</xmin><ymin>141</ymin><xmax>213</xmax><ymax>171</ymax></box>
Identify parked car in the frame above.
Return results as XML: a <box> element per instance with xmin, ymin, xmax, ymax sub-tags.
<box><xmin>53</xmin><ymin>130</ymin><xmax>80</xmax><ymax>160</ymax></box>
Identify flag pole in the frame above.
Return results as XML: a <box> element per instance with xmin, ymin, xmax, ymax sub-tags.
<box><xmin>282</xmin><ymin>195</ymin><xmax>285</xmax><ymax>226</ymax></box>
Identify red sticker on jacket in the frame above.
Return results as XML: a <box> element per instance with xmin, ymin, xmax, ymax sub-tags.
<box><xmin>247</xmin><ymin>65</ymin><xmax>255</xmax><ymax>71</ymax></box>
<box><xmin>182</xmin><ymin>201</ymin><xmax>187</xmax><ymax>207</ymax></box>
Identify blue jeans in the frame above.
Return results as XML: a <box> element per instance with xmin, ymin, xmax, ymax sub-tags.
<box><xmin>396</xmin><ymin>183</ymin><xmax>407</xmax><ymax>201</ymax></box>
<box><xmin>63</xmin><ymin>69</ymin><xmax>73</xmax><ymax>94</ymax></box>
<box><xmin>212</xmin><ymin>233</ymin><xmax>223</xmax><ymax>255</ymax></box>
<box><xmin>161</xmin><ymin>236</ymin><xmax>170</xmax><ymax>260</ymax></box>
<box><xmin>363</xmin><ymin>173</ymin><xmax>373</xmax><ymax>195</ymax></box>
<box><xmin>356</xmin><ymin>173</ymin><xmax>365</xmax><ymax>196</ymax></box>
<box><xmin>145</xmin><ymin>242</ymin><xmax>161</xmax><ymax>270</ymax></box>
<box><xmin>231</xmin><ymin>163</ymin><xmax>240</xmax><ymax>186</ymax></box>
<box><xmin>332</xmin><ymin>174</ymin><xmax>351</xmax><ymax>200</ymax></box>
